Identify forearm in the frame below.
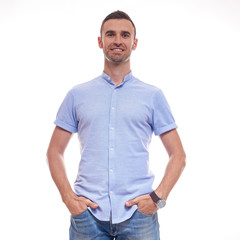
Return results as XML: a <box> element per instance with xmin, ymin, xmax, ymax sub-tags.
<box><xmin>47</xmin><ymin>150</ymin><xmax>75</xmax><ymax>202</ymax></box>
<box><xmin>47</xmin><ymin>149</ymin><xmax>99</xmax><ymax>214</ymax></box>
<box><xmin>155</xmin><ymin>152</ymin><xmax>186</xmax><ymax>200</ymax></box>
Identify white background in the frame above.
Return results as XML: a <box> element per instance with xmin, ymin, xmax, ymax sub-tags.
<box><xmin>0</xmin><ymin>0</ymin><xmax>240</xmax><ymax>239</ymax></box>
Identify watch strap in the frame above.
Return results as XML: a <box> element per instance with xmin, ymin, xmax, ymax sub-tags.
<box><xmin>149</xmin><ymin>191</ymin><xmax>161</xmax><ymax>203</ymax></box>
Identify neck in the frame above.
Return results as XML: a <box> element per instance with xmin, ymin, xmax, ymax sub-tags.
<box><xmin>103</xmin><ymin>59</ymin><xmax>131</xmax><ymax>86</ymax></box>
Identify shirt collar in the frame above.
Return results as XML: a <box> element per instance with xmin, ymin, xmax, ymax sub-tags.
<box><xmin>101</xmin><ymin>71</ymin><xmax>133</xmax><ymax>86</ymax></box>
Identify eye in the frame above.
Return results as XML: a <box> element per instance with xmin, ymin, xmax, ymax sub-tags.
<box><xmin>106</xmin><ymin>33</ymin><xmax>114</xmax><ymax>37</ymax></box>
<box><xmin>122</xmin><ymin>33</ymin><xmax>130</xmax><ymax>38</ymax></box>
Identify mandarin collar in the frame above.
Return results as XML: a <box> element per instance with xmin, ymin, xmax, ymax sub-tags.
<box><xmin>101</xmin><ymin>71</ymin><xmax>133</xmax><ymax>85</ymax></box>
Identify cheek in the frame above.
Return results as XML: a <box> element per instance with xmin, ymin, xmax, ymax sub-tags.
<box><xmin>102</xmin><ymin>41</ymin><xmax>111</xmax><ymax>50</ymax></box>
<box><xmin>126</xmin><ymin>41</ymin><xmax>135</xmax><ymax>50</ymax></box>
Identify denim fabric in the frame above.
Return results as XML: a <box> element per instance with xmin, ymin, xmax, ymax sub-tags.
<box><xmin>69</xmin><ymin>208</ymin><xmax>160</xmax><ymax>240</ymax></box>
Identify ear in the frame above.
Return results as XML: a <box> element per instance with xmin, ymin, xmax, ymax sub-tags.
<box><xmin>132</xmin><ymin>38</ymin><xmax>138</xmax><ymax>50</ymax></box>
<box><xmin>98</xmin><ymin>37</ymin><xmax>103</xmax><ymax>49</ymax></box>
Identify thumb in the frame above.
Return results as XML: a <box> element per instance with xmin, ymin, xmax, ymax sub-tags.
<box><xmin>125</xmin><ymin>197</ymin><xmax>138</xmax><ymax>207</ymax></box>
<box><xmin>86</xmin><ymin>199</ymin><xmax>99</xmax><ymax>209</ymax></box>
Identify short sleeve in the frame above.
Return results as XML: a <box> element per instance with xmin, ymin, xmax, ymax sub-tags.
<box><xmin>54</xmin><ymin>90</ymin><xmax>78</xmax><ymax>133</ymax></box>
<box><xmin>151</xmin><ymin>89</ymin><xmax>177</xmax><ymax>135</ymax></box>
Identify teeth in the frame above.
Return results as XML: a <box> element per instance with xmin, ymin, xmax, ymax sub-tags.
<box><xmin>113</xmin><ymin>49</ymin><xmax>123</xmax><ymax>51</ymax></box>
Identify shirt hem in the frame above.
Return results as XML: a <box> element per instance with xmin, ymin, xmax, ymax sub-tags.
<box><xmin>87</xmin><ymin>205</ymin><xmax>138</xmax><ymax>224</ymax></box>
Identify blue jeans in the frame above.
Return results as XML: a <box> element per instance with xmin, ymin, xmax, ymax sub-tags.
<box><xmin>69</xmin><ymin>208</ymin><xmax>160</xmax><ymax>240</ymax></box>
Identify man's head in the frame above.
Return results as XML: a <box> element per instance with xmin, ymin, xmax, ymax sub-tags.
<box><xmin>100</xmin><ymin>10</ymin><xmax>136</xmax><ymax>39</ymax></box>
<box><xmin>98</xmin><ymin>10</ymin><xmax>138</xmax><ymax>63</ymax></box>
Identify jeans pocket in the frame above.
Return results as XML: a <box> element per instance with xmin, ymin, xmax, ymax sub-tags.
<box><xmin>70</xmin><ymin>209</ymin><xmax>93</xmax><ymax>234</ymax></box>
<box><xmin>137</xmin><ymin>208</ymin><xmax>154</xmax><ymax>217</ymax></box>
<box><xmin>71</xmin><ymin>208</ymin><xmax>88</xmax><ymax>218</ymax></box>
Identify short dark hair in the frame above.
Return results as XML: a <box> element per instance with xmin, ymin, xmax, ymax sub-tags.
<box><xmin>100</xmin><ymin>10</ymin><xmax>136</xmax><ymax>38</ymax></box>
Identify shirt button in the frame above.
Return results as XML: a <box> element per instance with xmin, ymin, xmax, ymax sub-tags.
<box><xmin>110</xmin><ymin>169</ymin><xmax>113</xmax><ymax>173</ymax></box>
<box><xmin>110</xmin><ymin>148</ymin><xmax>114</xmax><ymax>151</ymax></box>
<box><xmin>110</xmin><ymin>127</ymin><xmax>114</xmax><ymax>130</ymax></box>
<box><xmin>108</xmin><ymin>77</ymin><xmax>110</xmax><ymax>80</ymax></box>
<box><xmin>112</xmin><ymin>107</ymin><xmax>115</xmax><ymax>110</ymax></box>
<box><xmin>110</xmin><ymin>191</ymin><xmax>113</xmax><ymax>194</ymax></box>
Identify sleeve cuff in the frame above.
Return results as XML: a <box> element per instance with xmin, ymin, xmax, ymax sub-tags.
<box><xmin>153</xmin><ymin>123</ymin><xmax>178</xmax><ymax>136</ymax></box>
<box><xmin>54</xmin><ymin>119</ymin><xmax>78</xmax><ymax>133</ymax></box>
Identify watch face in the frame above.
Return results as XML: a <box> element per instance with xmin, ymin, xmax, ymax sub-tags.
<box><xmin>157</xmin><ymin>199</ymin><xmax>166</xmax><ymax>209</ymax></box>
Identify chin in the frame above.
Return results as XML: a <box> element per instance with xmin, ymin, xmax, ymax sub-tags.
<box><xmin>106</xmin><ymin>55</ymin><xmax>130</xmax><ymax>63</ymax></box>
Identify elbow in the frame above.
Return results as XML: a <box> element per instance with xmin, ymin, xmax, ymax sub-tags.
<box><xmin>172</xmin><ymin>150</ymin><xmax>186</xmax><ymax>170</ymax></box>
<box><xmin>181</xmin><ymin>151</ymin><xmax>186</xmax><ymax>170</ymax></box>
<box><xmin>46</xmin><ymin>146</ymin><xmax>56</xmax><ymax>166</ymax></box>
<box><xmin>169</xmin><ymin>150</ymin><xmax>186</xmax><ymax>172</ymax></box>
<box><xmin>46</xmin><ymin>147</ymin><xmax>51</xmax><ymax>166</ymax></box>
<box><xmin>46</xmin><ymin>146</ymin><xmax>63</xmax><ymax>166</ymax></box>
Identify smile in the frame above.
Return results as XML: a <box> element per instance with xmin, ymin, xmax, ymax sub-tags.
<box><xmin>111</xmin><ymin>48</ymin><xmax>124</xmax><ymax>52</ymax></box>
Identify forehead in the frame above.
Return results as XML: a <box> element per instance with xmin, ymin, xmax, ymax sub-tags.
<box><xmin>102</xmin><ymin>19</ymin><xmax>134</xmax><ymax>34</ymax></box>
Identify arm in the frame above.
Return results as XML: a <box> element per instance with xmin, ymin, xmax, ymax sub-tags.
<box><xmin>46</xmin><ymin>126</ymin><xmax>98</xmax><ymax>215</ymax></box>
<box><xmin>155</xmin><ymin>129</ymin><xmax>186</xmax><ymax>200</ymax></box>
<box><xmin>125</xmin><ymin>129</ymin><xmax>186</xmax><ymax>213</ymax></box>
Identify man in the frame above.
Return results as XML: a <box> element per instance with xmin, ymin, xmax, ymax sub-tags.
<box><xmin>47</xmin><ymin>10</ymin><xmax>186</xmax><ymax>240</ymax></box>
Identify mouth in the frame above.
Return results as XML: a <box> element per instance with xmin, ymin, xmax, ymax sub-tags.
<box><xmin>110</xmin><ymin>48</ymin><xmax>125</xmax><ymax>52</ymax></box>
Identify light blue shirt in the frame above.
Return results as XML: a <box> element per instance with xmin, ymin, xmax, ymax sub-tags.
<box><xmin>54</xmin><ymin>71</ymin><xmax>177</xmax><ymax>224</ymax></box>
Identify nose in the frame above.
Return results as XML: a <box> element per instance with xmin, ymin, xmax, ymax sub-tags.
<box><xmin>114</xmin><ymin>34</ymin><xmax>122</xmax><ymax>45</ymax></box>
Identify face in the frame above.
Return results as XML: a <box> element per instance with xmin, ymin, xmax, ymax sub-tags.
<box><xmin>98</xmin><ymin>19</ymin><xmax>138</xmax><ymax>63</ymax></box>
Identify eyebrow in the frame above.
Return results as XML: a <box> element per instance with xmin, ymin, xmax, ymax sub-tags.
<box><xmin>105</xmin><ymin>30</ymin><xmax>131</xmax><ymax>36</ymax></box>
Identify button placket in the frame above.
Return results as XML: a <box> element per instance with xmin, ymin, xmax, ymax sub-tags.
<box><xmin>108</xmin><ymin>87</ymin><xmax>117</xmax><ymax>197</ymax></box>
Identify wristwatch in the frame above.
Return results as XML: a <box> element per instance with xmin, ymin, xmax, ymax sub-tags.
<box><xmin>149</xmin><ymin>191</ymin><xmax>166</xmax><ymax>209</ymax></box>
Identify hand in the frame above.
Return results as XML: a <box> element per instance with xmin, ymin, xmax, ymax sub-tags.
<box><xmin>125</xmin><ymin>194</ymin><xmax>158</xmax><ymax>214</ymax></box>
<box><xmin>63</xmin><ymin>193</ymin><xmax>99</xmax><ymax>215</ymax></box>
